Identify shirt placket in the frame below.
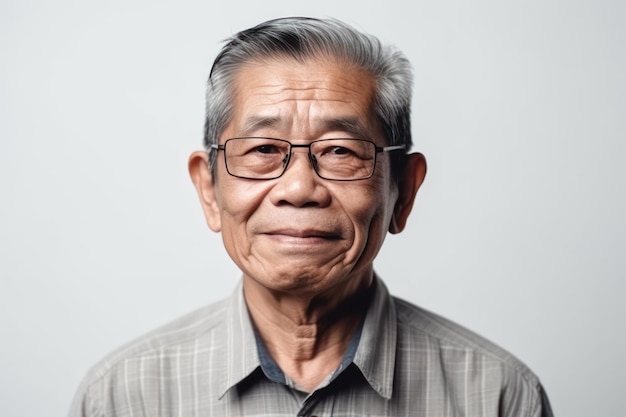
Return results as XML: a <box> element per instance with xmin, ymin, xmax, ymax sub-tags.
<box><xmin>296</xmin><ymin>389</ymin><xmax>336</xmax><ymax>417</ymax></box>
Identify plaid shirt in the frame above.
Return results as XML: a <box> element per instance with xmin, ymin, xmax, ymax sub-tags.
<box><xmin>68</xmin><ymin>276</ymin><xmax>553</xmax><ymax>417</ymax></box>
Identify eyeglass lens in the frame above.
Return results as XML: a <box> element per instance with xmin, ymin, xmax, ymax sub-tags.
<box><xmin>223</xmin><ymin>138</ymin><xmax>377</xmax><ymax>180</ymax></box>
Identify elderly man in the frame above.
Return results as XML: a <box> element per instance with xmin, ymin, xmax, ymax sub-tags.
<box><xmin>69</xmin><ymin>17</ymin><xmax>553</xmax><ymax>417</ymax></box>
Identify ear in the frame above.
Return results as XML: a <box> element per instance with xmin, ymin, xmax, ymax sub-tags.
<box><xmin>389</xmin><ymin>152</ymin><xmax>427</xmax><ymax>234</ymax></box>
<box><xmin>188</xmin><ymin>151</ymin><xmax>222</xmax><ymax>232</ymax></box>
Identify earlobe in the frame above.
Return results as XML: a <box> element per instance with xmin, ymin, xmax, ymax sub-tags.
<box><xmin>389</xmin><ymin>152</ymin><xmax>427</xmax><ymax>234</ymax></box>
<box><xmin>188</xmin><ymin>151</ymin><xmax>222</xmax><ymax>232</ymax></box>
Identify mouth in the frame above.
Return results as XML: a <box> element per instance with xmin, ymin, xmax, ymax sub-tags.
<box><xmin>264</xmin><ymin>228</ymin><xmax>342</xmax><ymax>241</ymax></box>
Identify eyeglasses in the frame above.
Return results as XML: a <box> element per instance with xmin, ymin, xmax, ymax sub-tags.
<box><xmin>210</xmin><ymin>137</ymin><xmax>406</xmax><ymax>181</ymax></box>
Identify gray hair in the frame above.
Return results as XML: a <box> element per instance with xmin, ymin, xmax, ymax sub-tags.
<box><xmin>204</xmin><ymin>17</ymin><xmax>413</xmax><ymax>179</ymax></box>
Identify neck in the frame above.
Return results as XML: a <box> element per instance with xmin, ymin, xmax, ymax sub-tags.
<box><xmin>243</xmin><ymin>274</ymin><xmax>374</xmax><ymax>392</ymax></box>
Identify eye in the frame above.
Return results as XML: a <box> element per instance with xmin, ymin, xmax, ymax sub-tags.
<box><xmin>312</xmin><ymin>139</ymin><xmax>371</xmax><ymax>160</ymax></box>
<box><xmin>320</xmin><ymin>145</ymin><xmax>357</xmax><ymax>157</ymax></box>
<box><xmin>327</xmin><ymin>146</ymin><xmax>353</xmax><ymax>155</ymax></box>
<box><xmin>254</xmin><ymin>144</ymin><xmax>281</xmax><ymax>154</ymax></box>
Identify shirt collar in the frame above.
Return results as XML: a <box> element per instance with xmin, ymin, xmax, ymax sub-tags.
<box><xmin>217</xmin><ymin>275</ymin><xmax>398</xmax><ymax>400</ymax></box>
<box><xmin>352</xmin><ymin>275</ymin><xmax>398</xmax><ymax>399</ymax></box>
<box><xmin>218</xmin><ymin>280</ymin><xmax>261</xmax><ymax>398</ymax></box>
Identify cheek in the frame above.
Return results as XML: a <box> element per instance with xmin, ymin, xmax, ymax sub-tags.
<box><xmin>360</xmin><ymin>178</ymin><xmax>398</xmax><ymax>241</ymax></box>
<box><xmin>341</xmin><ymin>179</ymin><xmax>397</xmax><ymax>248</ymax></box>
<box><xmin>217</xmin><ymin>180</ymin><xmax>272</xmax><ymax>245</ymax></box>
<box><xmin>220</xmin><ymin>179</ymin><xmax>271</xmax><ymax>216</ymax></box>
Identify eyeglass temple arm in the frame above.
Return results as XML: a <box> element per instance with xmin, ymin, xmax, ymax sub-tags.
<box><xmin>377</xmin><ymin>144</ymin><xmax>406</xmax><ymax>152</ymax></box>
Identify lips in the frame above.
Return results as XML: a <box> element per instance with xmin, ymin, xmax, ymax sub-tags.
<box><xmin>265</xmin><ymin>228</ymin><xmax>342</xmax><ymax>240</ymax></box>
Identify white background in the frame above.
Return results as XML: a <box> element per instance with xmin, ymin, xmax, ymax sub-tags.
<box><xmin>1</xmin><ymin>1</ymin><xmax>624</xmax><ymax>416</ymax></box>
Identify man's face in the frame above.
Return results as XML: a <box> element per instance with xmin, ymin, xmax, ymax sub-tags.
<box><xmin>191</xmin><ymin>57</ymin><xmax>421</xmax><ymax>298</ymax></box>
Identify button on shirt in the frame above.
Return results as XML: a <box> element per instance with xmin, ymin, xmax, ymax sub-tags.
<box><xmin>68</xmin><ymin>276</ymin><xmax>553</xmax><ymax>417</ymax></box>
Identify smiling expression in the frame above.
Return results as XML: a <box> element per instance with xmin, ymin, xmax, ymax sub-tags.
<box><xmin>193</xmin><ymin>57</ymin><xmax>409</xmax><ymax>298</ymax></box>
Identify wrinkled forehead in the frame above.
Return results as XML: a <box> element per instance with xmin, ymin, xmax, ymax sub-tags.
<box><xmin>225</xmin><ymin>56</ymin><xmax>382</xmax><ymax>139</ymax></box>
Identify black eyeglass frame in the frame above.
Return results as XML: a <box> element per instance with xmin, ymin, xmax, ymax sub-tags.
<box><xmin>210</xmin><ymin>137</ymin><xmax>406</xmax><ymax>181</ymax></box>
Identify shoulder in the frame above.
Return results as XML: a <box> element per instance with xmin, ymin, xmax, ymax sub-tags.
<box><xmin>85</xmin><ymin>297</ymin><xmax>229</xmax><ymax>384</ymax></box>
<box><xmin>391</xmin><ymin>297</ymin><xmax>553</xmax><ymax>416</ymax></box>
<box><xmin>67</xmin><ymin>298</ymin><xmax>232</xmax><ymax>416</ymax></box>
<box><xmin>392</xmin><ymin>296</ymin><xmax>542</xmax><ymax>387</ymax></box>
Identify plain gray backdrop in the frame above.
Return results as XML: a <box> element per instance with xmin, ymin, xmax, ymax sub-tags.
<box><xmin>1</xmin><ymin>0</ymin><xmax>624</xmax><ymax>416</ymax></box>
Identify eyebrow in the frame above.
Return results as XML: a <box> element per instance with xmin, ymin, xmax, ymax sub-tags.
<box><xmin>321</xmin><ymin>117</ymin><xmax>372</xmax><ymax>139</ymax></box>
<box><xmin>239</xmin><ymin>116</ymin><xmax>282</xmax><ymax>137</ymax></box>
<box><xmin>239</xmin><ymin>116</ymin><xmax>373</xmax><ymax>139</ymax></box>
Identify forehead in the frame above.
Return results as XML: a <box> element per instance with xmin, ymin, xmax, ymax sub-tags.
<box><xmin>225</xmin><ymin>56</ymin><xmax>381</xmax><ymax>139</ymax></box>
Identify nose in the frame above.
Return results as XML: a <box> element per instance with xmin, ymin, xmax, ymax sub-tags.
<box><xmin>268</xmin><ymin>148</ymin><xmax>331</xmax><ymax>208</ymax></box>
<box><xmin>282</xmin><ymin>145</ymin><xmax>317</xmax><ymax>175</ymax></box>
